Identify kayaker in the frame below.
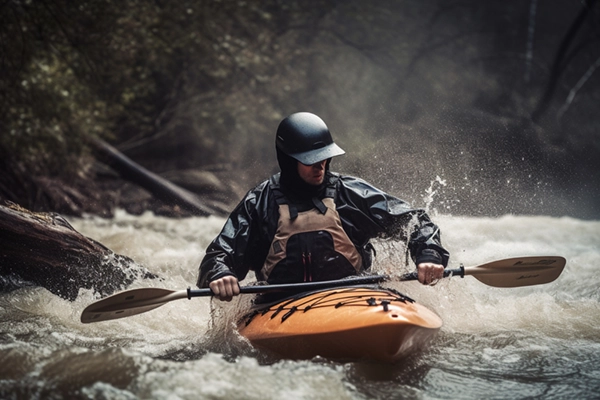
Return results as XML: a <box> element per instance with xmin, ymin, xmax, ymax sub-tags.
<box><xmin>198</xmin><ymin>112</ymin><xmax>449</xmax><ymax>301</ymax></box>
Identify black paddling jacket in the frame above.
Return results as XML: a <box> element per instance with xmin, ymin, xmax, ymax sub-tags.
<box><xmin>197</xmin><ymin>172</ymin><xmax>449</xmax><ymax>288</ymax></box>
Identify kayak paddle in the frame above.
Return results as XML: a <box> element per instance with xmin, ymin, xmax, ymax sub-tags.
<box><xmin>81</xmin><ymin>256</ymin><xmax>565</xmax><ymax>324</ymax></box>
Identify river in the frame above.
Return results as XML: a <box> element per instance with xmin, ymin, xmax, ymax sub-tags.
<box><xmin>1</xmin><ymin>210</ymin><xmax>599</xmax><ymax>399</ymax></box>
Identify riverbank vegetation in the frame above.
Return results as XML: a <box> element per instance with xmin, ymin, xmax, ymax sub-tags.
<box><xmin>1</xmin><ymin>0</ymin><xmax>598</xmax><ymax>218</ymax></box>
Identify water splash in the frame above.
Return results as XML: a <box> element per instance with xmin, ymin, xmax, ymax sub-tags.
<box><xmin>422</xmin><ymin>175</ymin><xmax>447</xmax><ymax>214</ymax></box>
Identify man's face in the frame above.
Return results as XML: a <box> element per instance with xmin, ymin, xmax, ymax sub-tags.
<box><xmin>297</xmin><ymin>159</ymin><xmax>327</xmax><ymax>185</ymax></box>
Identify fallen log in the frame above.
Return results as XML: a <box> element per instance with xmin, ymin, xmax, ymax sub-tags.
<box><xmin>91</xmin><ymin>138</ymin><xmax>225</xmax><ymax>217</ymax></box>
<box><xmin>0</xmin><ymin>202</ymin><xmax>156</xmax><ymax>301</ymax></box>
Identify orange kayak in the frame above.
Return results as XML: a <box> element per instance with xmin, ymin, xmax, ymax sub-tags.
<box><xmin>238</xmin><ymin>286</ymin><xmax>442</xmax><ymax>362</ymax></box>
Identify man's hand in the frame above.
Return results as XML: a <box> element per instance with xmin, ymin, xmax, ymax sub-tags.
<box><xmin>209</xmin><ymin>275</ymin><xmax>240</xmax><ymax>301</ymax></box>
<box><xmin>417</xmin><ymin>263</ymin><xmax>444</xmax><ymax>285</ymax></box>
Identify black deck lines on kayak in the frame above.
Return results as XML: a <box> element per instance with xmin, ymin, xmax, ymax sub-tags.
<box><xmin>273</xmin><ymin>289</ymin><xmax>344</xmax><ymax>320</ymax></box>
<box><xmin>281</xmin><ymin>306</ymin><xmax>298</xmax><ymax>322</ymax></box>
<box><xmin>278</xmin><ymin>289</ymin><xmax>379</xmax><ymax>312</ymax></box>
<box><xmin>242</xmin><ymin>287</ymin><xmax>415</xmax><ymax>325</ymax></box>
<box><xmin>273</xmin><ymin>289</ymin><xmax>409</xmax><ymax>322</ymax></box>
<box><xmin>279</xmin><ymin>290</ymin><xmax>403</xmax><ymax>311</ymax></box>
<box><xmin>277</xmin><ymin>295</ymin><xmax>404</xmax><ymax>322</ymax></box>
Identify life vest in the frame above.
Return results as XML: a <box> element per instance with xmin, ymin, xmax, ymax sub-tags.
<box><xmin>261</xmin><ymin>176</ymin><xmax>363</xmax><ymax>283</ymax></box>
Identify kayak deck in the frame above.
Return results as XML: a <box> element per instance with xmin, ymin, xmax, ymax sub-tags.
<box><xmin>238</xmin><ymin>286</ymin><xmax>442</xmax><ymax>362</ymax></box>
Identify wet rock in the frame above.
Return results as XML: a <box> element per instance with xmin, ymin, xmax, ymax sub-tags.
<box><xmin>0</xmin><ymin>202</ymin><xmax>157</xmax><ymax>301</ymax></box>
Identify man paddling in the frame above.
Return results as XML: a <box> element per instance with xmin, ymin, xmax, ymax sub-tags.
<box><xmin>198</xmin><ymin>112</ymin><xmax>449</xmax><ymax>301</ymax></box>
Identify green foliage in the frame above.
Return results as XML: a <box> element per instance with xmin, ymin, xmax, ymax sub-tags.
<box><xmin>1</xmin><ymin>0</ymin><xmax>219</xmax><ymax>174</ymax></box>
<box><xmin>2</xmin><ymin>52</ymin><xmax>106</xmax><ymax>175</ymax></box>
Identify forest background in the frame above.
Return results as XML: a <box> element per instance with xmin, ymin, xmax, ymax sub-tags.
<box><xmin>1</xmin><ymin>0</ymin><xmax>599</xmax><ymax>220</ymax></box>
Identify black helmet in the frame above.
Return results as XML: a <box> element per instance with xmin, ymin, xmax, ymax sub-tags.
<box><xmin>276</xmin><ymin>112</ymin><xmax>345</xmax><ymax>165</ymax></box>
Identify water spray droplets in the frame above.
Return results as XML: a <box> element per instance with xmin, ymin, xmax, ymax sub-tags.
<box><xmin>423</xmin><ymin>175</ymin><xmax>448</xmax><ymax>213</ymax></box>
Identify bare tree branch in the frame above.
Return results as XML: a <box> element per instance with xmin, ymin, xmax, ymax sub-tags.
<box><xmin>557</xmin><ymin>55</ymin><xmax>600</xmax><ymax>119</ymax></box>
<box><xmin>531</xmin><ymin>0</ymin><xmax>598</xmax><ymax>122</ymax></box>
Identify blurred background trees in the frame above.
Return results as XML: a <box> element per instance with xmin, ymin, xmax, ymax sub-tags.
<box><xmin>1</xmin><ymin>0</ymin><xmax>598</xmax><ymax>218</ymax></box>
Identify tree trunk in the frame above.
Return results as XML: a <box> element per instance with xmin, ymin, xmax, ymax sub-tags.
<box><xmin>91</xmin><ymin>138</ymin><xmax>226</xmax><ymax>217</ymax></box>
<box><xmin>0</xmin><ymin>202</ymin><xmax>156</xmax><ymax>301</ymax></box>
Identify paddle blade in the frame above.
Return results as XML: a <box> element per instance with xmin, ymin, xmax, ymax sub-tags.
<box><xmin>81</xmin><ymin>288</ymin><xmax>188</xmax><ymax>323</ymax></box>
<box><xmin>465</xmin><ymin>256</ymin><xmax>566</xmax><ymax>288</ymax></box>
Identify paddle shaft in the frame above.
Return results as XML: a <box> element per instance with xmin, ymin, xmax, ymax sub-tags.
<box><xmin>186</xmin><ymin>274</ymin><xmax>389</xmax><ymax>298</ymax></box>
<box><xmin>81</xmin><ymin>256</ymin><xmax>565</xmax><ymax>323</ymax></box>
<box><xmin>183</xmin><ymin>271</ymin><xmax>458</xmax><ymax>298</ymax></box>
<box><xmin>400</xmin><ymin>267</ymin><xmax>464</xmax><ymax>282</ymax></box>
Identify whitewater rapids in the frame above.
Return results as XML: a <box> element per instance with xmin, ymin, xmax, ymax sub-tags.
<box><xmin>1</xmin><ymin>211</ymin><xmax>598</xmax><ymax>399</ymax></box>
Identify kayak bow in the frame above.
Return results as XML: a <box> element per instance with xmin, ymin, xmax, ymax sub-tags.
<box><xmin>238</xmin><ymin>286</ymin><xmax>442</xmax><ymax>362</ymax></box>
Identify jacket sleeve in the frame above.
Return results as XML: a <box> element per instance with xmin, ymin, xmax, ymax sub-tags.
<box><xmin>337</xmin><ymin>175</ymin><xmax>449</xmax><ymax>267</ymax></box>
<box><xmin>196</xmin><ymin>183</ymin><xmax>266</xmax><ymax>288</ymax></box>
<box><xmin>406</xmin><ymin>209</ymin><xmax>449</xmax><ymax>267</ymax></box>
